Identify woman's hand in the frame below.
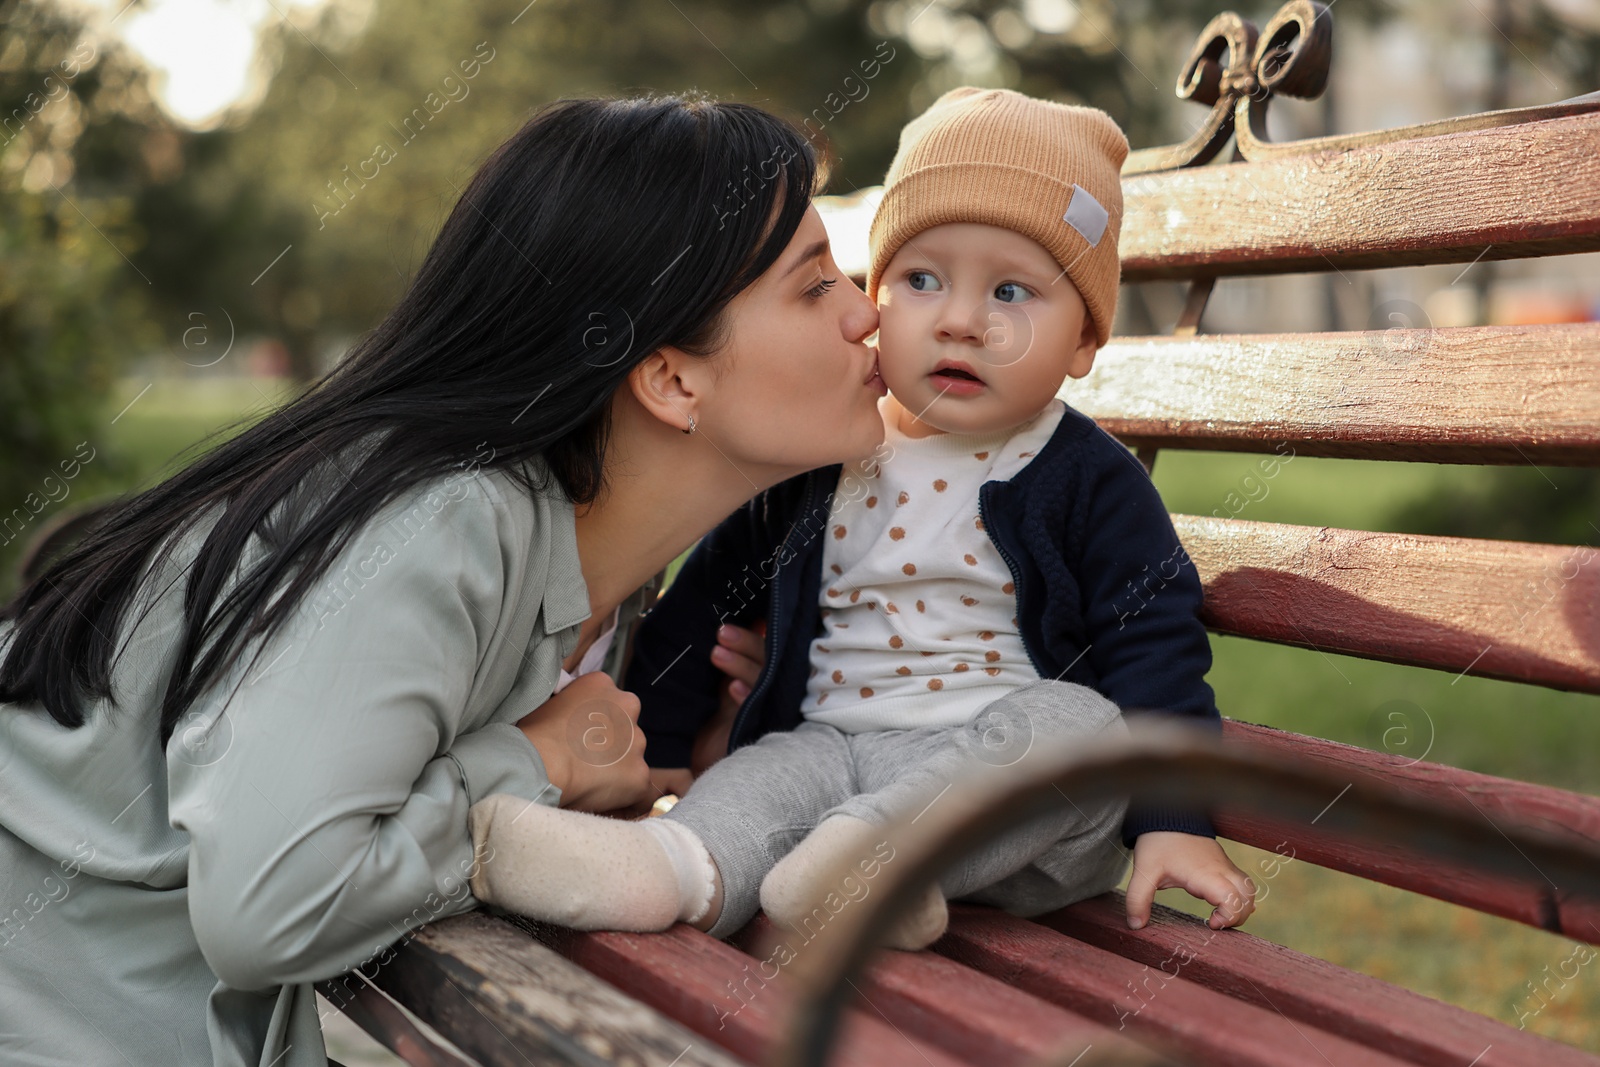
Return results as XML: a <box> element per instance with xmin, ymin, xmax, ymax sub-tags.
<box><xmin>515</xmin><ymin>672</ymin><xmax>654</xmax><ymax>814</ymax></box>
<box><xmin>692</xmin><ymin>622</ymin><xmax>767</xmax><ymax>776</ymax></box>
<box><xmin>1125</xmin><ymin>831</ymin><xmax>1257</xmax><ymax>931</ymax></box>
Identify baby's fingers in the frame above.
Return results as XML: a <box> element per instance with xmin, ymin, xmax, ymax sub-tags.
<box><xmin>1202</xmin><ymin>870</ymin><xmax>1257</xmax><ymax>929</ymax></box>
<box><xmin>711</xmin><ymin>624</ymin><xmax>766</xmax><ymax>688</ymax></box>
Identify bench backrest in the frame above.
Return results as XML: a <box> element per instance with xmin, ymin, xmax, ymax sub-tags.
<box><xmin>819</xmin><ymin>0</ymin><xmax>1600</xmax><ymax>944</ymax></box>
<box><xmin>1094</xmin><ymin>4</ymin><xmax>1600</xmax><ymax>946</ymax></box>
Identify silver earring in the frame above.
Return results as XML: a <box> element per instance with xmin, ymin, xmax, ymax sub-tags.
<box><xmin>682</xmin><ymin>415</ymin><xmax>697</xmax><ymax>436</ymax></box>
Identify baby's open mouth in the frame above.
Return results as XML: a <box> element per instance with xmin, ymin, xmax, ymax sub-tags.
<box><xmin>929</xmin><ymin>360</ymin><xmax>987</xmax><ymax>396</ymax></box>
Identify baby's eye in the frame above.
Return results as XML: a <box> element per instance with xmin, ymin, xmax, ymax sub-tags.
<box><xmin>994</xmin><ymin>282</ymin><xmax>1033</xmax><ymax>304</ymax></box>
<box><xmin>907</xmin><ymin>270</ymin><xmax>941</xmax><ymax>292</ymax></box>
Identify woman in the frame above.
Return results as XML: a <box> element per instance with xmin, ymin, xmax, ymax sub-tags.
<box><xmin>0</xmin><ymin>94</ymin><xmax>883</xmax><ymax>1066</ymax></box>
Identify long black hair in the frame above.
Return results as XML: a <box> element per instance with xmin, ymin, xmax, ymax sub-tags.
<box><xmin>0</xmin><ymin>94</ymin><xmax>827</xmax><ymax>745</ymax></box>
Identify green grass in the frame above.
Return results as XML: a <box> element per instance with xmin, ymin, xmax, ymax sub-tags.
<box><xmin>62</xmin><ymin>379</ymin><xmax>1600</xmax><ymax>1052</ymax></box>
<box><xmin>1149</xmin><ymin>447</ymin><xmax>1524</xmax><ymax>534</ymax></box>
<box><xmin>100</xmin><ymin>377</ymin><xmax>296</xmax><ymax>490</ymax></box>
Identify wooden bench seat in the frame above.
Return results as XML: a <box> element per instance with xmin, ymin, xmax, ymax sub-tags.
<box><xmin>333</xmin><ymin>1</ymin><xmax>1600</xmax><ymax>1063</ymax></box>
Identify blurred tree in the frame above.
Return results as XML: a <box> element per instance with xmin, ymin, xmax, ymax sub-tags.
<box><xmin>144</xmin><ymin>0</ymin><xmax>931</xmax><ymax>381</ymax></box>
<box><xmin>162</xmin><ymin>0</ymin><xmax>1432</xmax><ymax>382</ymax></box>
<box><xmin>0</xmin><ymin>0</ymin><xmax>167</xmax><ymax>582</ymax></box>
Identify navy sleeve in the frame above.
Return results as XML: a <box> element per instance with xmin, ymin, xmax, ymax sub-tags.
<box><xmin>625</xmin><ymin>501</ymin><xmax>776</xmax><ymax>768</ymax></box>
<box><xmin>1073</xmin><ymin>430</ymin><xmax>1220</xmax><ymax>844</ymax></box>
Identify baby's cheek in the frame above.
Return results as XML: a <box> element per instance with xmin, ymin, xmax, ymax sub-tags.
<box><xmin>874</xmin><ymin>332</ymin><xmax>925</xmax><ymax>396</ymax></box>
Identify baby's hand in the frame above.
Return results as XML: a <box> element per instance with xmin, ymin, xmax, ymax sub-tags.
<box><xmin>1125</xmin><ymin>831</ymin><xmax>1256</xmax><ymax>931</ymax></box>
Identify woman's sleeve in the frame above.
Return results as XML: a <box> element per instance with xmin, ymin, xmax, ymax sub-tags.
<box><xmin>168</xmin><ymin>474</ymin><xmax>556</xmax><ymax>992</ymax></box>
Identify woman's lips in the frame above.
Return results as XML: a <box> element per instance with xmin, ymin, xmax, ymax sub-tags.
<box><xmin>864</xmin><ymin>355</ymin><xmax>888</xmax><ymax>396</ymax></box>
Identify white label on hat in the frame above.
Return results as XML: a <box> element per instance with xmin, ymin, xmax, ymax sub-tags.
<box><xmin>1063</xmin><ymin>184</ymin><xmax>1109</xmax><ymax>248</ymax></box>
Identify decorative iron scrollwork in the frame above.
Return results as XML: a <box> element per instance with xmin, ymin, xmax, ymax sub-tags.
<box><xmin>1127</xmin><ymin>0</ymin><xmax>1331</xmax><ymax>173</ymax></box>
<box><xmin>1125</xmin><ymin>0</ymin><xmax>1600</xmax><ymax>174</ymax></box>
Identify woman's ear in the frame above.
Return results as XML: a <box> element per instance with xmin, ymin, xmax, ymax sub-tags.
<box><xmin>627</xmin><ymin>347</ymin><xmax>703</xmax><ymax>434</ymax></box>
<box><xmin>1064</xmin><ymin>315</ymin><xmax>1099</xmax><ymax>380</ymax></box>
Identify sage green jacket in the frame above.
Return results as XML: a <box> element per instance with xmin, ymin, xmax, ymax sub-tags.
<box><xmin>0</xmin><ymin>461</ymin><xmax>656</xmax><ymax>1066</ymax></box>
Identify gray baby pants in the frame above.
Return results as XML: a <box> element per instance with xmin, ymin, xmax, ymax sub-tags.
<box><xmin>663</xmin><ymin>679</ymin><xmax>1132</xmax><ymax>939</ymax></box>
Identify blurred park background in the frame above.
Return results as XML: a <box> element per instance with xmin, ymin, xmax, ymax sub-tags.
<box><xmin>3</xmin><ymin>0</ymin><xmax>1599</xmax><ymax>1058</ymax></box>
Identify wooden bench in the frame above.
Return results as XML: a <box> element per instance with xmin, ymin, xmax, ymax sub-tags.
<box><xmin>321</xmin><ymin>2</ymin><xmax>1600</xmax><ymax>1063</ymax></box>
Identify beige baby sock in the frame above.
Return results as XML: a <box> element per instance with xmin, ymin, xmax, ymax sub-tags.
<box><xmin>760</xmin><ymin>815</ymin><xmax>949</xmax><ymax>950</ymax></box>
<box><xmin>467</xmin><ymin>793</ymin><xmax>715</xmax><ymax>930</ymax></box>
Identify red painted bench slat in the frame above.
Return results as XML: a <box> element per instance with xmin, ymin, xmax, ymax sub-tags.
<box><xmin>1214</xmin><ymin>720</ymin><xmax>1600</xmax><ymax>941</ymax></box>
<box><xmin>933</xmin><ymin>906</ymin><xmax>1419</xmax><ymax>1067</ymax></box>
<box><xmin>732</xmin><ymin>916</ymin><xmax>1156</xmax><ymax>1067</ymax></box>
<box><xmin>1119</xmin><ymin>112</ymin><xmax>1600</xmax><ymax>281</ymax></box>
<box><xmin>521</xmin><ymin>920</ymin><xmax>969</xmax><ymax>1067</ymax></box>
<box><xmin>1037</xmin><ymin>893</ymin><xmax>1600</xmax><ymax>1067</ymax></box>
<box><xmin>1076</xmin><ymin>324</ymin><xmax>1600</xmax><ymax>465</ymax></box>
<box><xmin>1169</xmin><ymin>516</ymin><xmax>1600</xmax><ymax>695</ymax></box>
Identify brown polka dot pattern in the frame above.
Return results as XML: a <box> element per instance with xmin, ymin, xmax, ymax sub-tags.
<box><xmin>927</xmin><ymin>678</ymin><xmax>944</xmax><ymax>690</ymax></box>
<box><xmin>897</xmin><ymin>491</ymin><xmax>910</xmax><ymax>506</ymax></box>
<box><xmin>902</xmin><ymin>563</ymin><xmax>917</xmax><ymax>575</ymax></box>
<box><xmin>889</xmin><ymin>527</ymin><xmax>905</xmax><ymax>540</ymax></box>
<box><xmin>831</xmin><ymin>669</ymin><xmax>844</xmax><ymax>683</ymax></box>
<box><xmin>833</xmin><ymin>525</ymin><xmax>847</xmax><ymax>539</ymax></box>
<box><xmin>963</xmin><ymin>554</ymin><xmax>978</xmax><ymax>566</ymax></box>
<box><xmin>960</xmin><ymin>595</ymin><xmax>979</xmax><ymax>606</ymax></box>
<box><xmin>888</xmin><ymin>635</ymin><xmax>904</xmax><ymax>649</ymax></box>
<box><xmin>866</xmin><ymin>496</ymin><xmax>878</xmax><ymax>508</ymax></box>
<box><xmin>859</xmin><ymin>687</ymin><xmax>874</xmax><ymax>698</ymax></box>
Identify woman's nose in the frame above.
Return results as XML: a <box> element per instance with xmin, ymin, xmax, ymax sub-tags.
<box><xmin>846</xmin><ymin>279</ymin><xmax>879</xmax><ymax>342</ymax></box>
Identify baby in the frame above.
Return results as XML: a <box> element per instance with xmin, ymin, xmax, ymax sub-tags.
<box><xmin>469</xmin><ymin>88</ymin><xmax>1255</xmax><ymax>946</ymax></box>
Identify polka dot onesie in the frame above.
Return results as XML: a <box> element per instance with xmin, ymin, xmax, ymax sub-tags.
<box><xmin>800</xmin><ymin>395</ymin><xmax>1068</xmax><ymax>732</ymax></box>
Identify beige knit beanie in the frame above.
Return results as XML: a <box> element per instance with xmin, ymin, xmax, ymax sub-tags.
<box><xmin>867</xmin><ymin>87</ymin><xmax>1129</xmax><ymax>347</ymax></box>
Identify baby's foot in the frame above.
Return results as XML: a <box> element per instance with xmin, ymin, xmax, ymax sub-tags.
<box><xmin>467</xmin><ymin>795</ymin><xmax>714</xmax><ymax>931</ymax></box>
<box><xmin>760</xmin><ymin>815</ymin><xmax>948</xmax><ymax>950</ymax></box>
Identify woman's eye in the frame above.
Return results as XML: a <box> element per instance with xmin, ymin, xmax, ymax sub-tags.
<box><xmin>995</xmin><ymin>282</ymin><xmax>1032</xmax><ymax>303</ymax></box>
<box><xmin>805</xmin><ymin>277</ymin><xmax>838</xmax><ymax>301</ymax></box>
<box><xmin>907</xmin><ymin>270</ymin><xmax>940</xmax><ymax>292</ymax></box>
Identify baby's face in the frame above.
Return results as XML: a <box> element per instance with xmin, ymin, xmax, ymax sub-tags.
<box><xmin>875</xmin><ymin>222</ymin><xmax>1098</xmax><ymax>436</ymax></box>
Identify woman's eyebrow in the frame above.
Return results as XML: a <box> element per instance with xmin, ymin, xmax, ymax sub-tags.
<box><xmin>781</xmin><ymin>239</ymin><xmax>830</xmax><ymax>278</ymax></box>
